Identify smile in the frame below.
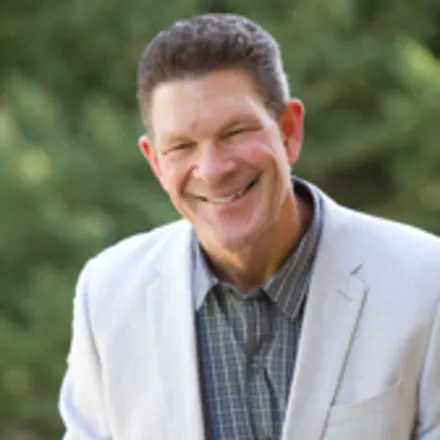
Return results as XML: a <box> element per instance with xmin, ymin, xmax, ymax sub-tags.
<box><xmin>196</xmin><ymin>175</ymin><xmax>261</xmax><ymax>205</ymax></box>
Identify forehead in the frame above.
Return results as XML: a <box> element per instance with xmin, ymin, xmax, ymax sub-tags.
<box><xmin>150</xmin><ymin>70</ymin><xmax>269</xmax><ymax>139</ymax></box>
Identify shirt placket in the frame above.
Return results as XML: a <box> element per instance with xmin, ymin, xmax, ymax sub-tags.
<box><xmin>238</xmin><ymin>294</ymin><xmax>273</xmax><ymax>440</ymax></box>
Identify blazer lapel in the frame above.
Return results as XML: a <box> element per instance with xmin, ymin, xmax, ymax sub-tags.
<box><xmin>149</xmin><ymin>221</ymin><xmax>206</xmax><ymax>440</ymax></box>
<box><xmin>281</xmin><ymin>196</ymin><xmax>368</xmax><ymax>440</ymax></box>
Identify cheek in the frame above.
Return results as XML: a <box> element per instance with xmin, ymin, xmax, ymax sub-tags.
<box><xmin>239</xmin><ymin>137</ymin><xmax>281</xmax><ymax>167</ymax></box>
<box><xmin>159</xmin><ymin>158</ymin><xmax>191</xmax><ymax>196</ymax></box>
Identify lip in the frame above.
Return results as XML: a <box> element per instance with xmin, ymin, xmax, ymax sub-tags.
<box><xmin>190</xmin><ymin>175</ymin><xmax>261</xmax><ymax>204</ymax></box>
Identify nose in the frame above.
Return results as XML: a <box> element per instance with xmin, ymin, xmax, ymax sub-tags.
<box><xmin>193</xmin><ymin>142</ymin><xmax>236</xmax><ymax>181</ymax></box>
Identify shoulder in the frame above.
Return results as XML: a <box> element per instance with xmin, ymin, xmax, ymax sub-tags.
<box><xmin>340</xmin><ymin>206</ymin><xmax>440</xmax><ymax>306</ymax></box>
<box><xmin>319</xmin><ymin>185</ymin><xmax>440</xmax><ymax>267</ymax></box>
<box><xmin>75</xmin><ymin>219</ymin><xmax>192</xmax><ymax>303</ymax></box>
<box><xmin>348</xmin><ymin>208</ymin><xmax>440</xmax><ymax>265</ymax></box>
<box><xmin>89</xmin><ymin>218</ymin><xmax>190</xmax><ymax>271</ymax></box>
<box><xmin>319</xmin><ymin>188</ymin><xmax>440</xmax><ymax>303</ymax></box>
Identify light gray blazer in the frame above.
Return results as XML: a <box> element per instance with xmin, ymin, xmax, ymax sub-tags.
<box><xmin>59</xmin><ymin>189</ymin><xmax>440</xmax><ymax>440</ymax></box>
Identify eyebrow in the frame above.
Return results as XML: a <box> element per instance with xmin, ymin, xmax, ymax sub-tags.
<box><xmin>220</xmin><ymin>114</ymin><xmax>260</xmax><ymax>130</ymax></box>
<box><xmin>219</xmin><ymin>119</ymin><xmax>248</xmax><ymax>133</ymax></box>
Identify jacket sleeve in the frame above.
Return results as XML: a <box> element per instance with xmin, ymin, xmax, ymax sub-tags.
<box><xmin>415</xmin><ymin>299</ymin><xmax>440</xmax><ymax>439</ymax></box>
<box><xmin>58</xmin><ymin>261</ymin><xmax>111</xmax><ymax>439</ymax></box>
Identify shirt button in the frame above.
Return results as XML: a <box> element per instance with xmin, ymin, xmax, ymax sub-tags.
<box><xmin>251</xmin><ymin>361</ymin><xmax>264</xmax><ymax>372</ymax></box>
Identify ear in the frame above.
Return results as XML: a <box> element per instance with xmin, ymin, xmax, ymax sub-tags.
<box><xmin>278</xmin><ymin>98</ymin><xmax>304</xmax><ymax>166</ymax></box>
<box><xmin>139</xmin><ymin>135</ymin><xmax>163</xmax><ymax>181</ymax></box>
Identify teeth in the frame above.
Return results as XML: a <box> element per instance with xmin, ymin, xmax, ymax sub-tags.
<box><xmin>210</xmin><ymin>183</ymin><xmax>251</xmax><ymax>204</ymax></box>
<box><xmin>211</xmin><ymin>192</ymin><xmax>240</xmax><ymax>204</ymax></box>
<box><xmin>198</xmin><ymin>176</ymin><xmax>259</xmax><ymax>204</ymax></box>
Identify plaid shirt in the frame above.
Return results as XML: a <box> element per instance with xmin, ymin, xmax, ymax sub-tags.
<box><xmin>192</xmin><ymin>179</ymin><xmax>324</xmax><ymax>440</ymax></box>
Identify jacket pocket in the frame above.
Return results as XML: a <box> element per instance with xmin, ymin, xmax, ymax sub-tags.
<box><xmin>323</xmin><ymin>381</ymin><xmax>403</xmax><ymax>440</ymax></box>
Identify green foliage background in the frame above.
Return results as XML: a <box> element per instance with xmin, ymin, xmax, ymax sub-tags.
<box><xmin>1</xmin><ymin>0</ymin><xmax>439</xmax><ymax>438</ymax></box>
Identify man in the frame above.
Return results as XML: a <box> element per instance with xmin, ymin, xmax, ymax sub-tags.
<box><xmin>59</xmin><ymin>13</ymin><xmax>440</xmax><ymax>440</ymax></box>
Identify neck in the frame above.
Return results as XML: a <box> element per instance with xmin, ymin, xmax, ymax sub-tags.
<box><xmin>201</xmin><ymin>192</ymin><xmax>313</xmax><ymax>293</ymax></box>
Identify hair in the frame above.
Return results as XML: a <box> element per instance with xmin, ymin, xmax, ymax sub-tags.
<box><xmin>137</xmin><ymin>13</ymin><xmax>290</xmax><ymax>131</ymax></box>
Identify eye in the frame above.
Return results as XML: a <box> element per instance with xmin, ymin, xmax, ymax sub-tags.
<box><xmin>224</xmin><ymin>128</ymin><xmax>246</xmax><ymax>138</ymax></box>
<box><xmin>171</xmin><ymin>142</ymin><xmax>195</xmax><ymax>151</ymax></box>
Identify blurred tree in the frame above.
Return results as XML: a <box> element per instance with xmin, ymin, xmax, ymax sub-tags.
<box><xmin>0</xmin><ymin>77</ymin><xmax>177</xmax><ymax>438</ymax></box>
<box><xmin>0</xmin><ymin>0</ymin><xmax>199</xmax><ymax>115</ymax></box>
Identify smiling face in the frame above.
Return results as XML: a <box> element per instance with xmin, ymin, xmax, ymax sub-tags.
<box><xmin>140</xmin><ymin>69</ymin><xmax>304</xmax><ymax>254</ymax></box>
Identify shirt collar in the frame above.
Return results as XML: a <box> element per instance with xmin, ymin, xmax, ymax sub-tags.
<box><xmin>264</xmin><ymin>178</ymin><xmax>323</xmax><ymax>318</ymax></box>
<box><xmin>192</xmin><ymin>231</ymin><xmax>218</xmax><ymax>310</ymax></box>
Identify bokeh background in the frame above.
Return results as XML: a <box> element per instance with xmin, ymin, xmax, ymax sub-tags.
<box><xmin>1</xmin><ymin>0</ymin><xmax>440</xmax><ymax>438</ymax></box>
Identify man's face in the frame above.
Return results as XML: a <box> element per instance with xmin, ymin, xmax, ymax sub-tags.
<box><xmin>140</xmin><ymin>69</ymin><xmax>304</xmax><ymax>252</ymax></box>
